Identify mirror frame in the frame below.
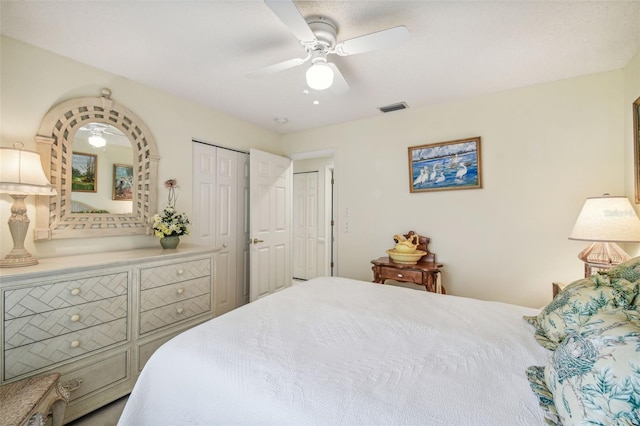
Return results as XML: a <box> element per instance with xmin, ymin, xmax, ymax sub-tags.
<box><xmin>34</xmin><ymin>89</ymin><xmax>159</xmax><ymax>240</ymax></box>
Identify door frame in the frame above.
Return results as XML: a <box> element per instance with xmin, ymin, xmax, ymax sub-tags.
<box><xmin>289</xmin><ymin>148</ymin><xmax>338</xmax><ymax>277</ymax></box>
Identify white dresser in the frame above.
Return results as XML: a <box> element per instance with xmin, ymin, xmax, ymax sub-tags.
<box><xmin>0</xmin><ymin>245</ymin><xmax>217</xmax><ymax>423</ymax></box>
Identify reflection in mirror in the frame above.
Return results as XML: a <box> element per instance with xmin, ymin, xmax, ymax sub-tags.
<box><xmin>34</xmin><ymin>88</ymin><xmax>159</xmax><ymax>241</ymax></box>
<box><xmin>71</xmin><ymin>123</ymin><xmax>133</xmax><ymax>214</ymax></box>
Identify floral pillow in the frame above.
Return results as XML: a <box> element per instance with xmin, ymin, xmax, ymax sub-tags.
<box><xmin>526</xmin><ymin>365</ymin><xmax>560</xmax><ymax>426</ymax></box>
<box><xmin>532</xmin><ymin>276</ymin><xmax>637</xmax><ymax>350</ymax></box>
<box><xmin>544</xmin><ymin>310</ymin><xmax>640</xmax><ymax>425</ymax></box>
<box><xmin>605</xmin><ymin>256</ymin><xmax>640</xmax><ymax>283</ymax></box>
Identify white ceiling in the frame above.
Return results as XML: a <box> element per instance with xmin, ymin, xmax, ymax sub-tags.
<box><xmin>2</xmin><ymin>1</ymin><xmax>639</xmax><ymax>134</ymax></box>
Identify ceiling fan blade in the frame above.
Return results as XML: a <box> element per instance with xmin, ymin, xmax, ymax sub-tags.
<box><xmin>247</xmin><ymin>56</ymin><xmax>309</xmax><ymax>79</ymax></box>
<box><xmin>265</xmin><ymin>0</ymin><xmax>316</xmax><ymax>43</ymax></box>
<box><xmin>328</xmin><ymin>63</ymin><xmax>349</xmax><ymax>95</ymax></box>
<box><xmin>334</xmin><ymin>26</ymin><xmax>409</xmax><ymax>56</ymax></box>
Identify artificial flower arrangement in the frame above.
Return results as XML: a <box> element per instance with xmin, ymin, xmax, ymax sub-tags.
<box><xmin>152</xmin><ymin>179</ymin><xmax>190</xmax><ymax>238</ymax></box>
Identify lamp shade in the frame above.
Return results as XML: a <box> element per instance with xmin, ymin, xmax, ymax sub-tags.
<box><xmin>0</xmin><ymin>145</ymin><xmax>56</xmax><ymax>196</ymax></box>
<box><xmin>569</xmin><ymin>195</ymin><xmax>640</xmax><ymax>242</ymax></box>
<box><xmin>306</xmin><ymin>62</ymin><xmax>334</xmax><ymax>91</ymax></box>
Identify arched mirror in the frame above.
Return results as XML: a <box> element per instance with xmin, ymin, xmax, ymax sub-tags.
<box><xmin>34</xmin><ymin>89</ymin><xmax>159</xmax><ymax>240</ymax></box>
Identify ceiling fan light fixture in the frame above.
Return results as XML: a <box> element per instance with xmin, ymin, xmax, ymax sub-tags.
<box><xmin>306</xmin><ymin>62</ymin><xmax>334</xmax><ymax>91</ymax></box>
<box><xmin>88</xmin><ymin>131</ymin><xmax>107</xmax><ymax>148</ymax></box>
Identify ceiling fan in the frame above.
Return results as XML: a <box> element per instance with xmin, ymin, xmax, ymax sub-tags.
<box><xmin>247</xmin><ymin>0</ymin><xmax>410</xmax><ymax>94</ymax></box>
<box><xmin>76</xmin><ymin>123</ymin><xmax>125</xmax><ymax>148</ymax></box>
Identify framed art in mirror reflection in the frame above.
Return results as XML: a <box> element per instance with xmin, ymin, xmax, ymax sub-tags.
<box><xmin>113</xmin><ymin>163</ymin><xmax>133</xmax><ymax>201</ymax></box>
<box><xmin>71</xmin><ymin>152</ymin><xmax>97</xmax><ymax>192</ymax></box>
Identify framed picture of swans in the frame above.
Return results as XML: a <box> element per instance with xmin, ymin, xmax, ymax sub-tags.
<box><xmin>408</xmin><ymin>137</ymin><xmax>482</xmax><ymax>193</ymax></box>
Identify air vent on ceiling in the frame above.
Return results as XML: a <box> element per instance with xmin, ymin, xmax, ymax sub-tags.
<box><xmin>378</xmin><ymin>102</ymin><xmax>409</xmax><ymax>113</ymax></box>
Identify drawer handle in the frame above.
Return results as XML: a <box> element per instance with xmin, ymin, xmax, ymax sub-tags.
<box><xmin>70</xmin><ymin>340</ymin><xmax>81</xmax><ymax>348</ymax></box>
<box><xmin>62</xmin><ymin>377</ymin><xmax>84</xmax><ymax>393</ymax></box>
<box><xmin>397</xmin><ymin>273</ymin><xmax>403</xmax><ymax>278</ymax></box>
<box><xmin>176</xmin><ymin>307</ymin><xmax>184</xmax><ymax>314</ymax></box>
<box><xmin>177</xmin><ymin>288</ymin><xmax>185</xmax><ymax>295</ymax></box>
<box><xmin>70</xmin><ymin>314</ymin><xmax>81</xmax><ymax>322</ymax></box>
<box><xmin>70</xmin><ymin>288</ymin><xmax>81</xmax><ymax>296</ymax></box>
<box><xmin>177</xmin><ymin>269</ymin><xmax>184</xmax><ymax>275</ymax></box>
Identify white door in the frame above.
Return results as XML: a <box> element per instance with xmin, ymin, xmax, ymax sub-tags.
<box><xmin>293</xmin><ymin>172</ymin><xmax>319</xmax><ymax>280</ymax></box>
<box><xmin>213</xmin><ymin>147</ymin><xmax>238</xmax><ymax>315</ymax></box>
<box><xmin>249</xmin><ymin>148</ymin><xmax>292</xmax><ymax>302</ymax></box>
<box><xmin>192</xmin><ymin>144</ymin><xmax>216</xmax><ymax>248</ymax></box>
<box><xmin>237</xmin><ymin>152</ymin><xmax>250</xmax><ymax>306</ymax></box>
<box><xmin>192</xmin><ymin>143</ymin><xmax>249</xmax><ymax>316</ymax></box>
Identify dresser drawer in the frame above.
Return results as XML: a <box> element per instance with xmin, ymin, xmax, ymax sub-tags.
<box><xmin>4</xmin><ymin>295</ymin><xmax>128</xmax><ymax>349</ymax></box>
<box><xmin>139</xmin><ymin>277</ymin><xmax>211</xmax><ymax>312</ymax></box>
<box><xmin>4</xmin><ymin>272</ymin><xmax>128</xmax><ymax>320</ymax></box>
<box><xmin>378</xmin><ymin>267</ymin><xmax>423</xmax><ymax>284</ymax></box>
<box><xmin>138</xmin><ymin>335</ymin><xmax>174</xmax><ymax>373</ymax></box>
<box><xmin>61</xmin><ymin>351</ymin><xmax>129</xmax><ymax>402</ymax></box>
<box><xmin>139</xmin><ymin>293</ymin><xmax>211</xmax><ymax>335</ymax></box>
<box><xmin>140</xmin><ymin>259</ymin><xmax>211</xmax><ymax>290</ymax></box>
<box><xmin>4</xmin><ymin>318</ymin><xmax>127</xmax><ymax>380</ymax></box>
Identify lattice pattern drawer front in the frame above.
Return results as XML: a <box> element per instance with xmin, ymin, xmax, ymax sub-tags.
<box><xmin>139</xmin><ymin>294</ymin><xmax>211</xmax><ymax>335</ymax></box>
<box><xmin>137</xmin><ymin>335</ymin><xmax>173</xmax><ymax>373</ymax></box>
<box><xmin>139</xmin><ymin>277</ymin><xmax>211</xmax><ymax>312</ymax></box>
<box><xmin>4</xmin><ymin>295</ymin><xmax>127</xmax><ymax>349</ymax></box>
<box><xmin>60</xmin><ymin>351</ymin><xmax>128</xmax><ymax>402</ymax></box>
<box><xmin>140</xmin><ymin>259</ymin><xmax>211</xmax><ymax>290</ymax></box>
<box><xmin>4</xmin><ymin>272</ymin><xmax>128</xmax><ymax>320</ymax></box>
<box><xmin>4</xmin><ymin>318</ymin><xmax>127</xmax><ymax>380</ymax></box>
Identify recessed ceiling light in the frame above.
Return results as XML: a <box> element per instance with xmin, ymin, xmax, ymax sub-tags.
<box><xmin>302</xmin><ymin>89</ymin><xmax>309</xmax><ymax>95</ymax></box>
<box><xmin>313</xmin><ymin>100</ymin><xmax>319</xmax><ymax>105</ymax></box>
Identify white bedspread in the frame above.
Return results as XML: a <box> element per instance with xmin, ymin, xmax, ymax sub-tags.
<box><xmin>119</xmin><ymin>277</ymin><xmax>549</xmax><ymax>425</ymax></box>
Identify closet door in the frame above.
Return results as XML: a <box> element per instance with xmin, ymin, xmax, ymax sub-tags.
<box><xmin>236</xmin><ymin>152</ymin><xmax>250</xmax><ymax>307</ymax></box>
<box><xmin>192</xmin><ymin>143</ymin><xmax>248</xmax><ymax>316</ymax></box>
<box><xmin>192</xmin><ymin>144</ymin><xmax>216</xmax><ymax>247</ymax></box>
<box><xmin>214</xmin><ymin>148</ymin><xmax>238</xmax><ymax>316</ymax></box>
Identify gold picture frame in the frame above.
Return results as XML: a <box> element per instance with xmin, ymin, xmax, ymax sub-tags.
<box><xmin>71</xmin><ymin>152</ymin><xmax>97</xmax><ymax>192</ymax></box>
<box><xmin>408</xmin><ymin>137</ymin><xmax>482</xmax><ymax>193</ymax></box>
<box><xmin>113</xmin><ymin>163</ymin><xmax>134</xmax><ymax>200</ymax></box>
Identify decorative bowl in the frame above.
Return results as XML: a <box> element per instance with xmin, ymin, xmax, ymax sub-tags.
<box><xmin>386</xmin><ymin>249</ymin><xmax>427</xmax><ymax>264</ymax></box>
<box><xmin>394</xmin><ymin>243</ymin><xmax>417</xmax><ymax>253</ymax></box>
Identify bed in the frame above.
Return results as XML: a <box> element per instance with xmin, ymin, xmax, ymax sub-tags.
<box><xmin>119</xmin><ymin>276</ymin><xmax>550</xmax><ymax>425</ymax></box>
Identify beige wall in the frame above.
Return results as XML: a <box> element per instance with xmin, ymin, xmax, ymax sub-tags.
<box><xmin>283</xmin><ymin>68</ymin><xmax>634</xmax><ymax>308</ymax></box>
<box><xmin>2</xmin><ymin>35</ymin><xmax>638</xmax><ymax>308</ymax></box>
<box><xmin>0</xmin><ymin>36</ymin><xmax>282</xmax><ymax>258</ymax></box>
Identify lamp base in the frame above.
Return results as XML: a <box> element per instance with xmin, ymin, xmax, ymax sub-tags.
<box><xmin>0</xmin><ymin>249</ymin><xmax>38</xmax><ymax>267</ymax></box>
<box><xmin>577</xmin><ymin>241</ymin><xmax>629</xmax><ymax>277</ymax></box>
<box><xmin>0</xmin><ymin>194</ymin><xmax>39</xmax><ymax>268</ymax></box>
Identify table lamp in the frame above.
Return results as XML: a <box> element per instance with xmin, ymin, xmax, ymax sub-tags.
<box><xmin>568</xmin><ymin>194</ymin><xmax>640</xmax><ymax>277</ymax></box>
<box><xmin>0</xmin><ymin>143</ymin><xmax>57</xmax><ymax>267</ymax></box>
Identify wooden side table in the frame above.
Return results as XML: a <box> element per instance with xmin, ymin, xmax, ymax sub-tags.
<box><xmin>371</xmin><ymin>257</ymin><xmax>445</xmax><ymax>293</ymax></box>
<box><xmin>0</xmin><ymin>373</ymin><xmax>69</xmax><ymax>426</ymax></box>
<box><xmin>552</xmin><ymin>282</ymin><xmax>566</xmax><ymax>298</ymax></box>
<box><xmin>371</xmin><ymin>231</ymin><xmax>445</xmax><ymax>294</ymax></box>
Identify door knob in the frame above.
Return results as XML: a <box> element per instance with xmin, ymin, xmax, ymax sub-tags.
<box><xmin>251</xmin><ymin>238</ymin><xmax>264</xmax><ymax>244</ymax></box>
